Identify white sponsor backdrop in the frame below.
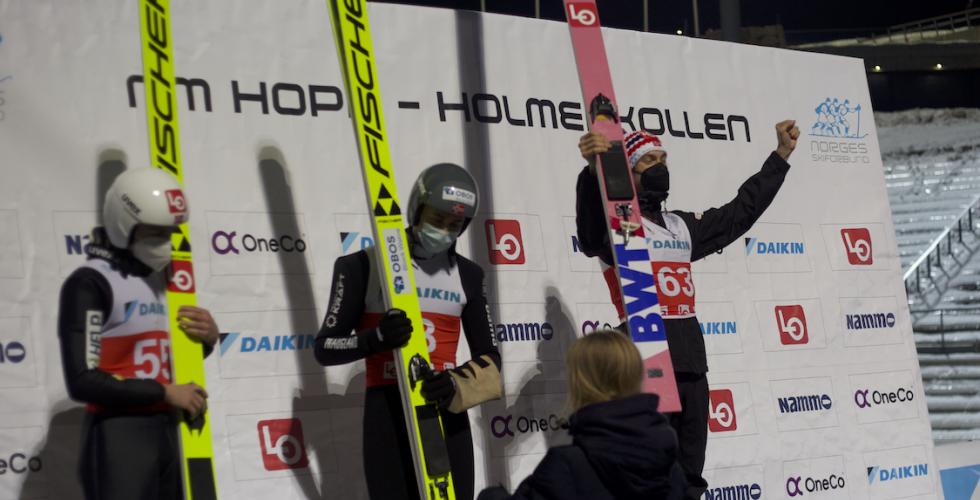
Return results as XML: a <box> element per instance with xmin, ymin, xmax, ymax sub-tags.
<box><xmin>0</xmin><ymin>1</ymin><xmax>941</xmax><ymax>498</ymax></box>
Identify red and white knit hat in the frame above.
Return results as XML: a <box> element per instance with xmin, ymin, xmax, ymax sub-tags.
<box><xmin>624</xmin><ymin>130</ymin><xmax>665</xmax><ymax>169</ymax></box>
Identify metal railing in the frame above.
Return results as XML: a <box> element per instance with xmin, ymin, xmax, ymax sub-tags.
<box><xmin>904</xmin><ymin>193</ymin><xmax>980</xmax><ymax>310</ymax></box>
<box><xmin>910</xmin><ymin>307</ymin><xmax>980</xmax><ymax>355</ymax></box>
<box><xmin>881</xmin><ymin>7</ymin><xmax>980</xmax><ymax>44</ymax></box>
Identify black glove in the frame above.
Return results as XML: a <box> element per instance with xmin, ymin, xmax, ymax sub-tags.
<box><xmin>420</xmin><ymin>369</ymin><xmax>457</xmax><ymax>409</ymax></box>
<box><xmin>360</xmin><ymin>309</ymin><xmax>413</xmax><ymax>354</ymax></box>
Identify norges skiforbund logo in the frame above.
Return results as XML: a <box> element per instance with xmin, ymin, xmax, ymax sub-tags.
<box><xmin>808</xmin><ymin>96</ymin><xmax>871</xmax><ymax>165</ymax></box>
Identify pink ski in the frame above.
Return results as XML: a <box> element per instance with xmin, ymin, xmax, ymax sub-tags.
<box><xmin>564</xmin><ymin>0</ymin><xmax>680</xmax><ymax>412</ymax></box>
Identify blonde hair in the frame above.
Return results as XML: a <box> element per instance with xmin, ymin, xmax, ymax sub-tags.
<box><xmin>566</xmin><ymin>329</ymin><xmax>643</xmax><ymax>412</ymax></box>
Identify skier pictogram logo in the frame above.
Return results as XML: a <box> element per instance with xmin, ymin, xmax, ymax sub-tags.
<box><xmin>485</xmin><ymin>219</ymin><xmax>525</xmax><ymax>265</ymax></box>
<box><xmin>257</xmin><ymin>419</ymin><xmax>309</xmax><ymax>471</ymax></box>
<box><xmin>567</xmin><ymin>3</ymin><xmax>598</xmax><ymax>27</ymax></box>
<box><xmin>374</xmin><ymin>184</ymin><xmax>401</xmax><ymax>216</ymax></box>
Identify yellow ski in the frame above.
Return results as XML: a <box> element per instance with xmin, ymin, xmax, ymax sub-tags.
<box><xmin>137</xmin><ymin>1</ymin><xmax>217</xmax><ymax>498</ymax></box>
<box><xmin>327</xmin><ymin>0</ymin><xmax>455</xmax><ymax>498</ymax></box>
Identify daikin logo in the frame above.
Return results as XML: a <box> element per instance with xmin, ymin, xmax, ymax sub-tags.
<box><xmin>340</xmin><ymin>231</ymin><xmax>373</xmax><ymax>254</ymax></box>
<box><xmin>122</xmin><ymin>300</ymin><xmax>166</xmax><ymax>323</ymax></box>
<box><xmin>650</xmin><ymin>239</ymin><xmax>691</xmax><ymax>250</ymax></box>
<box><xmin>867</xmin><ymin>463</ymin><xmax>928</xmax><ymax>484</ymax></box>
<box><xmin>702</xmin><ymin>482</ymin><xmax>762</xmax><ymax>500</ymax></box>
<box><xmin>218</xmin><ymin>332</ymin><xmax>317</xmax><ymax>356</ymax></box>
<box><xmin>417</xmin><ymin>286</ymin><xmax>461</xmax><ymax>304</ymax></box>
<box><xmin>700</xmin><ymin>321</ymin><xmax>737</xmax><ymax>335</ymax></box>
<box><xmin>745</xmin><ymin>238</ymin><xmax>805</xmax><ymax>255</ymax></box>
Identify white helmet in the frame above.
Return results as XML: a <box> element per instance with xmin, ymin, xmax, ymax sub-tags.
<box><xmin>103</xmin><ymin>168</ymin><xmax>188</xmax><ymax>248</ymax></box>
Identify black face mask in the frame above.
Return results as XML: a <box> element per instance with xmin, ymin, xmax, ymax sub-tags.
<box><xmin>637</xmin><ymin>163</ymin><xmax>669</xmax><ymax>215</ymax></box>
<box><xmin>640</xmin><ymin>163</ymin><xmax>669</xmax><ymax>193</ymax></box>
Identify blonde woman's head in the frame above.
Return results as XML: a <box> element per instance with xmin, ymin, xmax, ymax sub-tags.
<box><xmin>566</xmin><ymin>329</ymin><xmax>644</xmax><ymax>412</ymax></box>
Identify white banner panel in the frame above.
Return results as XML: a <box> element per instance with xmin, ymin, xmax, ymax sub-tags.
<box><xmin>0</xmin><ymin>0</ymin><xmax>940</xmax><ymax>498</ymax></box>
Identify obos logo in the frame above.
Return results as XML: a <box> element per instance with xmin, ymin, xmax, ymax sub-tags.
<box><xmin>0</xmin><ymin>341</ymin><xmax>27</xmax><ymax>364</ymax></box>
<box><xmin>257</xmin><ymin>418</ymin><xmax>309</xmax><ymax>471</ymax></box>
<box><xmin>708</xmin><ymin>389</ymin><xmax>737</xmax><ymax>432</ymax></box>
<box><xmin>211</xmin><ymin>230</ymin><xmax>307</xmax><ymax>255</ymax></box>
<box><xmin>808</xmin><ymin>97</ymin><xmax>870</xmax><ymax>164</ymax></box>
<box><xmin>786</xmin><ymin>473</ymin><xmax>846</xmax><ymax>497</ymax></box>
<box><xmin>485</xmin><ymin>219</ymin><xmax>525</xmax><ymax>265</ymax></box>
<box><xmin>703</xmin><ymin>482</ymin><xmax>762</xmax><ymax>500</ymax></box>
<box><xmin>495</xmin><ymin>321</ymin><xmax>554</xmax><ymax>342</ymax></box>
<box><xmin>489</xmin><ymin>413</ymin><xmax>568</xmax><ymax>438</ymax></box>
<box><xmin>854</xmin><ymin>386</ymin><xmax>914</xmax><ymax>409</ymax></box>
<box><xmin>840</xmin><ymin>228</ymin><xmax>873</xmax><ymax>265</ymax></box>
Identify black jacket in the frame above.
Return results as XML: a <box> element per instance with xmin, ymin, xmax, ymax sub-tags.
<box><xmin>575</xmin><ymin>152</ymin><xmax>791</xmax><ymax>373</ymax></box>
<box><xmin>478</xmin><ymin>394</ymin><xmax>685</xmax><ymax>500</ymax></box>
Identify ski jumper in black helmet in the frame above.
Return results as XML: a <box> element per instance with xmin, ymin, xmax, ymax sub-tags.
<box><xmin>314</xmin><ymin>163</ymin><xmax>501</xmax><ymax>500</ymax></box>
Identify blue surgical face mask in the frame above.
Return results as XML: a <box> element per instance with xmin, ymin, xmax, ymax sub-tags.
<box><xmin>415</xmin><ymin>222</ymin><xmax>456</xmax><ymax>258</ymax></box>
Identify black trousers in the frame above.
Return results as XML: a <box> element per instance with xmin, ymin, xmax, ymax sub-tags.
<box><xmin>363</xmin><ymin>385</ymin><xmax>475</xmax><ymax>500</ymax></box>
<box><xmin>79</xmin><ymin>412</ymin><xmax>181</xmax><ymax>500</ymax></box>
<box><xmin>667</xmin><ymin>372</ymin><xmax>710</xmax><ymax>500</ymax></box>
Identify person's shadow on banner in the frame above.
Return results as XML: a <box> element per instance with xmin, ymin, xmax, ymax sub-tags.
<box><xmin>21</xmin><ymin>150</ymin><xmax>127</xmax><ymax>500</ymax></box>
<box><xmin>475</xmin><ymin>285</ymin><xmax>578</xmax><ymax>492</ymax></box>
<box><xmin>257</xmin><ymin>146</ymin><xmax>367</xmax><ymax>500</ymax></box>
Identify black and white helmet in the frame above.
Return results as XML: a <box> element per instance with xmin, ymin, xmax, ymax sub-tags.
<box><xmin>406</xmin><ymin>163</ymin><xmax>479</xmax><ymax>231</ymax></box>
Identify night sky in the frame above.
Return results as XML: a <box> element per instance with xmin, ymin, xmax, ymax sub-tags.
<box><xmin>376</xmin><ymin>0</ymin><xmax>975</xmax><ymax>43</ymax></box>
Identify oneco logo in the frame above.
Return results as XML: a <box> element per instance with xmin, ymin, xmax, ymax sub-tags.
<box><xmin>495</xmin><ymin>321</ymin><xmax>554</xmax><ymax>342</ymax></box>
<box><xmin>489</xmin><ymin>413</ymin><xmax>567</xmax><ymax>438</ymax></box>
<box><xmin>211</xmin><ymin>230</ymin><xmax>307</xmax><ymax>255</ymax></box>
<box><xmin>854</xmin><ymin>387</ymin><xmax>914</xmax><ymax>409</ymax></box>
<box><xmin>786</xmin><ymin>473</ymin><xmax>846</xmax><ymax>497</ymax></box>
<box><xmin>0</xmin><ymin>452</ymin><xmax>42</xmax><ymax>474</ymax></box>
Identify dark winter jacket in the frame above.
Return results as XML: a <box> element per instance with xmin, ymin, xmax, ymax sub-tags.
<box><xmin>575</xmin><ymin>152</ymin><xmax>791</xmax><ymax>373</ymax></box>
<box><xmin>477</xmin><ymin>394</ymin><xmax>686</xmax><ymax>500</ymax></box>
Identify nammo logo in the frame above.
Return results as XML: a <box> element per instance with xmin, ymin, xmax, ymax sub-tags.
<box><xmin>0</xmin><ymin>341</ymin><xmax>26</xmax><ymax>364</ymax></box>
<box><xmin>257</xmin><ymin>418</ymin><xmax>309</xmax><ymax>471</ymax></box>
<box><xmin>703</xmin><ymin>482</ymin><xmax>762</xmax><ymax>500</ymax></box>
<box><xmin>485</xmin><ymin>219</ymin><xmax>525</xmax><ymax>264</ymax></box>
<box><xmin>708</xmin><ymin>389</ymin><xmax>737</xmax><ymax>432</ymax></box>
<box><xmin>495</xmin><ymin>321</ymin><xmax>554</xmax><ymax>342</ymax></box>
<box><xmin>840</xmin><ymin>228</ymin><xmax>873</xmax><ymax>265</ymax></box>
<box><xmin>786</xmin><ymin>473</ymin><xmax>846</xmax><ymax>497</ymax></box>
<box><xmin>489</xmin><ymin>413</ymin><xmax>567</xmax><ymax>438</ymax></box>
<box><xmin>775</xmin><ymin>305</ymin><xmax>808</xmax><ymax>345</ymax></box>
<box><xmin>854</xmin><ymin>387</ymin><xmax>914</xmax><ymax>409</ymax></box>
<box><xmin>211</xmin><ymin>230</ymin><xmax>307</xmax><ymax>255</ymax></box>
